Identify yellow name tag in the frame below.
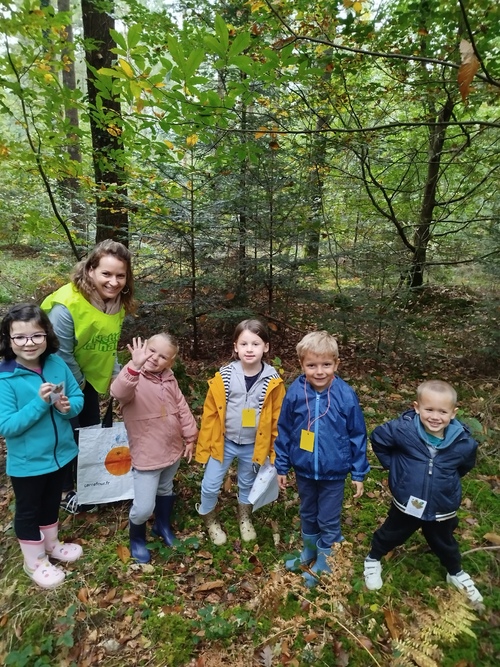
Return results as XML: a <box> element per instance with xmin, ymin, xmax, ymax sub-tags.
<box><xmin>300</xmin><ymin>429</ymin><xmax>315</xmax><ymax>452</ymax></box>
<box><xmin>242</xmin><ymin>408</ymin><xmax>256</xmax><ymax>427</ymax></box>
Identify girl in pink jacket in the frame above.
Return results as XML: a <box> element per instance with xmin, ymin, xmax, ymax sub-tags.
<box><xmin>111</xmin><ymin>334</ymin><xmax>197</xmax><ymax>563</ymax></box>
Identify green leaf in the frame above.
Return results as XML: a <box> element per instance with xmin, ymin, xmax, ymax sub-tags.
<box><xmin>97</xmin><ymin>67</ymin><xmax>120</xmax><ymax>77</ymax></box>
<box><xmin>167</xmin><ymin>34</ymin><xmax>184</xmax><ymax>69</ymax></box>
<box><xmin>228</xmin><ymin>55</ymin><xmax>255</xmax><ymax>75</ymax></box>
<box><xmin>204</xmin><ymin>34</ymin><xmax>226</xmax><ymax>59</ymax></box>
<box><xmin>214</xmin><ymin>14</ymin><xmax>229</xmax><ymax>53</ymax></box>
<box><xmin>127</xmin><ymin>23</ymin><xmax>142</xmax><ymax>49</ymax></box>
<box><xmin>228</xmin><ymin>32</ymin><xmax>251</xmax><ymax>58</ymax></box>
<box><xmin>109</xmin><ymin>28</ymin><xmax>127</xmax><ymax>51</ymax></box>
<box><xmin>185</xmin><ymin>49</ymin><xmax>205</xmax><ymax>78</ymax></box>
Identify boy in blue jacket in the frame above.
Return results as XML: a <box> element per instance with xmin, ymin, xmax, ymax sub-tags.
<box><xmin>275</xmin><ymin>331</ymin><xmax>369</xmax><ymax>587</ymax></box>
<box><xmin>364</xmin><ymin>379</ymin><xmax>482</xmax><ymax>603</ymax></box>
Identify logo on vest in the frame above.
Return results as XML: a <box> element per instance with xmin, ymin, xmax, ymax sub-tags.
<box><xmin>82</xmin><ymin>332</ymin><xmax>120</xmax><ymax>352</ymax></box>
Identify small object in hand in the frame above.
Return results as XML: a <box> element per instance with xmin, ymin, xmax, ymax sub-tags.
<box><xmin>50</xmin><ymin>381</ymin><xmax>65</xmax><ymax>404</ymax></box>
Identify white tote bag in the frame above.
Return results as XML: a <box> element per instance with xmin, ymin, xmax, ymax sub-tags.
<box><xmin>76</xmin><ymin>402</ymin><xmax>134</xmax><ymax>505</ymax></box>
<box><xmin>248</xmin><ymin>458</ymin><xmax>279</xmax><ymax>512</ymax></box>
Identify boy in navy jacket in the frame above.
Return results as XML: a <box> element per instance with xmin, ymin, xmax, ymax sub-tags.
<box><xmin>274</xmin><ymin>331</ymin><xmax>369</xmax><ymax>587</ymax></box>
<box><xmin>364</xmin><ymin>380</ymin><xmax>482</xmax><ymax>603</ymax></box>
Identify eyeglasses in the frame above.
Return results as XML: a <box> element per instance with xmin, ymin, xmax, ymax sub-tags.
<box><xmin>10</xmin><ymin>333</ymin><xmax>47</xmax><ymax>346</ymax></box>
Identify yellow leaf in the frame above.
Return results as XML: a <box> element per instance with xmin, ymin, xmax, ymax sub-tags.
<box><xmin>186</xmin><ymin>134</ymin><xmax>198</xmax><ymax>147</ymax></box>
<box><xmin>117</xmin><ymin>544</ymin><xmax>130</xmax><ymax>562</ymax></box>
<box><xmin>458</xmin><ymin>39</ymin><xmax>479</xmax><ymax>102</ymax></box>
<box><xmin>248</xmin><ymin>0</ymin><xmax>266</xmax><ymax>12</ymax></box>
<box><xmin>255</xmin><ymin>126</ymin><xmax>268</xmax><ymax>139</ymax></box>
<box><xmin>135</xmin><ymin>98</ymin><xmax>145</xmax><ymax>112</ymax></box>
<box><xmin>164</xmin><ymin>140</ymin><xmax>174</xmax><ymax>149</ymax></box>
<box><xmin>118</xmin><ymin>58</ymin><xmax>134</xmax><ymax>78</ymax></box>
<box><xmin>353</xmin><ymin>1</ymin><xmax>363</xmax><ymax>12</ymax></box>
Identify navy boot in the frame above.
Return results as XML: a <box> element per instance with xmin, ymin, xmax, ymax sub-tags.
<box><xmin>303</xmin><ymin>541</ymin><xmax>333</xmax><ymax>588</ymax></box>
<box><xmin>129</xmin><ymin>521</ymin><xmax>150</xmax><ymax>563</ymax></box>
<box><xmin>151</xmin><ymin>495</ymin><xmax>178</xmax><ymax>547</ymax></box>
<box><xmin>285</xmin><ymin>532</ymin><xmax>321</xmax><ymax>572</ymax></box>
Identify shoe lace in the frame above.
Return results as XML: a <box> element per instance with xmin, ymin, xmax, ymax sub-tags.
<box><xmin>65</xmin><ymin>493</ymin><xmax>80</xmax><ymax>514</ymax></box>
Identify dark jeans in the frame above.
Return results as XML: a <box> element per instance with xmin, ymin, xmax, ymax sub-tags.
<box><xmin>11</xmin><ymin>467</ymin><xmax>66</xmax><ymax>540</ymax></box>
<box><xmin>369</xmin><ymin>504</ymin><xmax>462</xmax><ymax>575</ymax></box>
<box><xmin>62</xmin><ymin>382</ymin><xmax>100</xmax><ymax>493</ymax></box>
<box><xmin>296</xmin><ymin>475</ymin><xmax>346</xmax><ymax>548</ymax></box>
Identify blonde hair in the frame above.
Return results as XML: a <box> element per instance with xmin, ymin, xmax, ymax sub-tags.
<box><xmin>149</xmin><ymin>332</ymin><xmax>179</xmax><ymax>356</ymax></box>
<box><xmin>416</xmin><ymin>380</ymin><xmax>457</xmax><ymax>406</ymax></box>
<box><xmin>296</xmin><ymin>331</ymin><xmax>339</xmax><ymax>361</ymax></box>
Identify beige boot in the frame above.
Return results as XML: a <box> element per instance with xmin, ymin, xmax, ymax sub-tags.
<box><xmin>202</xmin><ymin>509</ymin><xmax>227</xmax><ymax>546</ymax></box>
<box><xmin>238</xmin><ymin>503</ymin><xmax>256</xmax><ymax>542</ymax></box>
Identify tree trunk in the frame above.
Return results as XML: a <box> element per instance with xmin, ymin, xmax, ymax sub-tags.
<box><xmin>408</xmin><ymin>96</ymin><xmax>455</xmax><ymax>288</ymax></box>
<box><xmin>81</xmin><ymin>0</ymin><xmax>129</xmax><ymax>245</ymax></box>
<box><xmin>58</xmin><ymin>0</ymin><xmax>86</xmax><ymax>246</ymax></box>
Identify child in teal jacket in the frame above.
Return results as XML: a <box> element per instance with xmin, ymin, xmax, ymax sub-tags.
<box><xmin>0</xmin><ymin>304</ymin><xmax>84</xmax><ymax>589</ymax></box>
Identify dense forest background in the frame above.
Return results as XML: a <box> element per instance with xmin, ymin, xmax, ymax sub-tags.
<box><xmin>0</xmin><ymin>2</ymin><xmax>499</xmax><ymax>666</ymax></box>
<box><xmin>0</xmin><ymin>0</ymin><xmax>499</xmax><ymax>368</ymax></box>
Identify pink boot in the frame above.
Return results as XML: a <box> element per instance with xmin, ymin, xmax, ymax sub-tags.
<box><xmin>40</xmin><ymin>522</ymin><xmax>83</xmax><ymax>562</ymax></box>
<box><xmin>19</xmin><ymin>535</ymin><xmax>65</xmax><ymax>589</ymax></box>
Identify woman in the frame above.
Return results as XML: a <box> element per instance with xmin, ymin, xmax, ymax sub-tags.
<box><xmin>41</xmin><ymin>239</ymin><xmax>136</xmax><ymax>513</ymax></box>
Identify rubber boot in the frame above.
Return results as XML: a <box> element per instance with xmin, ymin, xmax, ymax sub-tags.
<box><xmin>303</xmin><ymin>541</ymin><xmax>333</xmax><ymax>588</ymax></box>
<box><xmin>199</xmin><ymin>507</ymin><xmax>227</xmax><ymax>546</ymax></box>
<box><xmin>40</xmin><ymin>522</ymin><xmax>83</xmax><ymax>562</ymax></box>
<box><xmin>238</xmin><ymin>502</ymin><xmax>256</xmax><ymax>542</ymax></box>
<box><xmin>151</xmin><ymin>495</ymin><xmax>178</xmax><ymax>546</ymax></box>
<box><xmin>129</xmin><ymin>521</ymin><xmax>150</xmax><ymax>563</ymax></box>
<box><xmin>285</xmin><ymin>532</ymin><xmax>321</xmax><ymax>572</ymax></box>
<box><xmin>19</xmin><ymin>535</ymin><xmax>65</xmax><ymax>589</ymax></box>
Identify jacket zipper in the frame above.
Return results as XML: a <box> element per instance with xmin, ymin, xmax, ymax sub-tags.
<box><xmin>314</xmin><ymin>393</ymin><xmax>320</xmax><ymax>480</ymax></box>
<box><xmin>38</xmin><ymin>369</ymin><xmax>60</xmax><ymax>469</ymax></box>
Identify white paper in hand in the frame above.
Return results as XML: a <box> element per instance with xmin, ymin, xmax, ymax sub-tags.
<box><xmin>248</xmin><ymin>458</ymin><xmax>279</xmax><ymax>512</ymax></box>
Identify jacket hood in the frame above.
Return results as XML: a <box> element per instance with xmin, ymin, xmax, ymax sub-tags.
<box><xmin>224</xmin><ymin>360</ymin><xmax>280</xmax><ymax>380</ymax></box>
<box><xmin>0</xmin><ymin>359</ymin><xmax>41</xmax><ymax>376</ymax></box>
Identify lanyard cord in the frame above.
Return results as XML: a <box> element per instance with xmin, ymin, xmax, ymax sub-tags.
<box><xmin>304</xmin><ymin>379</ymin><xmax>333</xmax><ymax>431</ymax></box>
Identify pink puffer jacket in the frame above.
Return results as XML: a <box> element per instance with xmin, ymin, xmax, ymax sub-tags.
<box><xmin>111</xmin><ymin>366</ymin><xmax>198</xmax><ymax>471</ymax></box>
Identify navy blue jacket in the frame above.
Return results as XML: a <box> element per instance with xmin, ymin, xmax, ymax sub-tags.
<box><xmin>274</xmin><ymin>375</ymin><xmax>369</xmax><ymax>482</ymax></box>
<box><xmin>370</xmin><ymin>410</ymin><xmax>477</xmax><ymax>521</ymax></box>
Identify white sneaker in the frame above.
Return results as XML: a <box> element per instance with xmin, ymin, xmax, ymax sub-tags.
<box><xmin>364</xmin><ymin>558</ymin><xmax>383</xmax><ymax>590</ymax></box>
<box><xmin>446</xmin><ymin>571</ymin><xmax>483</xmax><ymax>603</ymax></box>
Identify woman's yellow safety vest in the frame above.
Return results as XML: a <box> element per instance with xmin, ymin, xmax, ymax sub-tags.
<box><xmin>41</xmin><ymin>283</ymin><xmax>125</xmax><ymax>393</ymax></box>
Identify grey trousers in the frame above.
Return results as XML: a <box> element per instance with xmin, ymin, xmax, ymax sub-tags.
<box><xmin>129</xmin><ymin>460</ymin><xmax>181</xmax><ymax>524</ymax></box>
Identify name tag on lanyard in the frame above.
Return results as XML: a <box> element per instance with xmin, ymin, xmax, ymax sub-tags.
<box><xmin>300</xmin><ymin>429</ymin><xmax>315</xmax><ymax>452</ymax></box>
<box><xmin>242</xmin><ymin>408</ymin><xmax>256</xmax><ymax>427</ymax></box>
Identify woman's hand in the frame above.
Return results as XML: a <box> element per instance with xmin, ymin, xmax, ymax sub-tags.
<box><xmin>126</xmin><ymin>337</ymin><xmax>153</xmax><ymax>371</ymax></box>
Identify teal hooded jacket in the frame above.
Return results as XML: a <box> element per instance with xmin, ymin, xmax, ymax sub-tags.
<box><xmin>0</xmin><ymin>355</ymin><xmax>84</xmax><ymax>477</ymax></box>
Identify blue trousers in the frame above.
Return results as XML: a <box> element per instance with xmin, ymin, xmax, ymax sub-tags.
<box><xmin>198</xmin><ymin>439</ymin><xmax>256</xmax><ymax>515</ymax></box>
<box><xmin>296</xmin><ymin>475</ymin><xmax>346</xmax><ymax>548</ymax></box>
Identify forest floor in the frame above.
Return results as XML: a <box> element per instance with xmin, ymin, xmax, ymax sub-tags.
<box><xmin>0</xmin><ymin>243</ymin><xmax>499</xmax><ymax>666</ymax></box>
